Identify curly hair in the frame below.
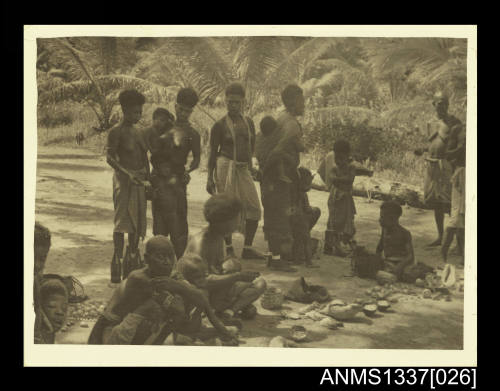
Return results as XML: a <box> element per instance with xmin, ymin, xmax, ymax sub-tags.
<box><xmin>333</xmin><ymin>139</ymin><xmax>351</xmax><ymax>155</ymax></box>
<box><xmin>176</xmin><ymin>87</ymin><xmax>199</xmax><ymax>108</ymax></box>
<box><xmin>176</xmin><ymin>253</ymin><xmax>207</xmax><ymax>283</ymax></box>
<box><xmin>203</xmin><ymin>194</ymin><xmax>242</xmax><ymax>224</ymax></box>
<box><xmin>118</xmin><ymin>89</ymin><xmax>146</xmax><ymax>109</ymax></box>
<box><xmin>281</xmin><ymin>84</ymin><xmax>303</xmax><ymax>109</ymax></box>
<box><xmin>260</xmin><ymin>115</ymin><xmax>277</xmax><ymax>136</ymax></box>
<box><xmin>225</xmin><ymin>82</ymin><xmax>246</xmax><ymax>98</ymax></box>
<box><xmin>380</xmin><ymin>200</ymin><xmax>403</xmax><ymax>218</ymax></box>
<box><xmin>153</xmin><ymin>107</ymin><xmax>175</xmax><ymax>122</ymax></box>
<box><xmin>40</xmin><ymin>278</ymin><xmax>69</xmax><ymax>301</ymax></box>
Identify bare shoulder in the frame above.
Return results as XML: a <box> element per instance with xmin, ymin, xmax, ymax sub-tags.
<box><xmin>398</xmin><ymin>225</ymin><xmax>412</xmax><ymax>240</ymax></box>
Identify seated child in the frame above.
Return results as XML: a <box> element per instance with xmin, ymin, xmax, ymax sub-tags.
<box><xmin>183</xmin><ymin>194</ymin><xmax>266</xmax><ymax>322</ymax></box>
<box><xmin>290</xmin><ymin>167</ymin><xmax>321</xmax><ymax>267</ymax></box>
<box><xmin>34</xmin><ymin>222</ymin><xmax>52</xmax><ymax>343</ymax></box>
<box><xmin>36</xmin><ymin>278</ymin><xmax>69</xmax><ymax>344</ymax></box>
<box><xmin>376</xmin><ymin>201</ymin><xmax>415</xmax><ymax>279</ymax></box>
<box><xmin>88</xmin><ymin>235</ymin><xmax>235</xmax><ymax>345</ymax></box>
<box><xmin>323</xmin><ymin>140</ymin><xmax>371</xmax><ymax>257</ymax></box>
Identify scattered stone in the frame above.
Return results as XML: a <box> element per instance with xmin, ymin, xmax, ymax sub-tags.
<box><xmin>377</xmin><ymin>300</ymin><xmax>391</xmax><ymax>312</ymax></box>
<box><xmin>330</xmin><ymin>299</ymin><xmax>346</xmax><ymax>306</ymax></box>
<box><xmin>298</xmin><ymin>302</ymin><xmax>320</xmax><ymax>315</ymax></box>
<box><xmin>319</xmin><ymin>317</ymin><xmax>340</xmax><ymax>330</ymax></box>
<box><xmin>445</xmin><ymin>296</ymin><xmax>452</xmax><ymax>302</ymax></box>
<box><xmin>325</xmin><ymin>303</ymin><xmax>362</xmax><ymax>321</ymax></box>
<box><xmin>61</xmin><ymin>327</ymin><xmax>67</xmax><ymax>332</ymax></box>
<box><xmin>365</xmin><ymin>289</ymin><xmax>373</xmax><ymax>296</ymax></box>
<box><xmin>304</xmin><ymin>310</ymin><xmax>326</xmax><ymax>321</ymax></box>
<box><xmin>269</xmin><ymin>336</ymin><xmax>288</xmax><ymax>347</ymax></box>
<box><xmin>80</xmin><ymin>322</ymin><xmax>89</xmax><ymax>328</ymax></box>
<box><xmin>422</xmin><ymin>289</ymin><xmax>432</xmax><ymax>299</ymax></box>
<box><xmin>281</xmin><ymin>311</ymin><xmax>301</xmax><ymax>320</ymax></box>
<box><xmin>387</xmin><ymin>295</ymin><xmax>399</xmax><ymax>304</ymax></box>
<box><xmin>415</xmin><ymin>278</ymin><xmax>425</xmax><ymax>288</ymax></box>
<box><xmin>355</xmin><ymin>298</ymin><xmax>365</xmax><ymax>305</ymax></box>
<box><xmin>372</xmin><ymin>286</ymin><xmax>382</xmax><ymax>292</ymax></box>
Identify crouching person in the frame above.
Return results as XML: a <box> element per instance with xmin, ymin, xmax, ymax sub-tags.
<box><xmin>376</xmin><ymin>201</ymin><xmax>415</xmax><ymax>280</ymax></box>
<box><xmin>184</xmin><ymin>194</ymin><xmax>267</xmax><ymax>323</ymax></box>
<box><xmin>88</xmin><ymin>235</ymin><xmax>236</xmax><ymax>345</ymax></box>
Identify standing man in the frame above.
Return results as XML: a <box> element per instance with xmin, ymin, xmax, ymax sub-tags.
<box><xmin>149</xmin><ymin>88</ymin><xmax>201</xmax><ymax>259</ymax></box>
<box><xmin>414</xmin><ymin>92</ymin><xmax>464</xmax><ymax>247</ymax></box>
<box><xmin>106</xmin><ymin>89</ymin><xmax>149</xmax><ymax>283</ymax></box>
<box><xmin>256</xmin><ymin>84</ymin><xmax>306</xmax><ymax>272</ymax></box>
<box><xmin>206</xmin><ymin>83</ymin><xmax>264</xmax><ymax>261</ymax></box>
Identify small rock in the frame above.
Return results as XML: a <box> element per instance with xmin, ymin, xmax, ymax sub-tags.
<box><xmin>415</xmin><ymin>278</ymin><xmax>425</xmax><ymax>287</ymax></box>
<box><xmin>365</xmin><ymin>289</ymin><xmax>372</xmax><ymax>296</ymax></box>
<box><xmin>445</xmin><ymin>296</ymin><xmax>452</xmax><ymax>302</ymax></box>
<box><xmin>80</xmin><ymin>322</ymin><xmax>89</xmax><ymax>328</ymax></box>
<box><xmin>305</xmin><ymin>310</ymin><xmax>326</xmax><ymax>321</ymax></box>
<box><xmin>281</xmin><ymin>311</ymin><xmax>301</xmax><ymax>320</ymax></box>
<box><xmin>388</xmin><ymin>296</ymin><xmax>399</xmax><ymax>304</ymax></box>
<box><xmin>355</xmin><ymin>298</ymin><xmax>364</xmax><ymax>305</ymax></box>
<box><xmin>319</xmin><ymin>317</ymin><xmax>340</xmax><ymax>330</ymax></box>
<box><xmin>61</xmin><ymin>327</ymin><xmax>67</xmax><ymax>332</ymax></box>
<box><xmin>269</xmin><ymin>336</ymin><xmax>288</xmax><ymax>347</ymax></box>
<box><xmin>376</xmin><ymin>271</ymin><xmax>397</xmax><ymax>285</ymax></box>
<box><xmin>330</xmin><ymin>299</ymin><xmax>346</xmax><ymax>306</ymax></box>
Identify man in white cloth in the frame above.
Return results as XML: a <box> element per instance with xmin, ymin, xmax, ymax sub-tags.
<box><xmin>206</xmin><ymin>83</ymin><xmax>265</xmax><ymax>261</ymax></box>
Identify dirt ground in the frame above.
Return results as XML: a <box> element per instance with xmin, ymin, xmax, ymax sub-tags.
<box><xmin>34</xmin><ymin>145</ymin><xmax>465</xmax><ymax>349</ymax></box>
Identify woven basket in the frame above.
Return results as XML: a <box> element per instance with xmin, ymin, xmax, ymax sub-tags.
<box><xmin>261</xmin><ymin>287</ymin><xmax>285</xmax><ymax>310</ymax></box>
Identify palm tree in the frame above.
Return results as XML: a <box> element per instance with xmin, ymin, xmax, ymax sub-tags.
<box><xmin>37</xmin><ymin>37</ymin><xmax>176</xmax><ymax>131</ymax></box>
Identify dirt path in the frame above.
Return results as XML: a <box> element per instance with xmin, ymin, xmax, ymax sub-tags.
<box><xmin>35</xmin><ymin>145</ymin><xmax>464</xmax><ymax>349</ymax></box>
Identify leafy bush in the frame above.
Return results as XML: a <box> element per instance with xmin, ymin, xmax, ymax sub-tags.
<box><xmin>38</xmin><ymin>106</ymin><xmax>74</xmax><ymax>128</ymax></box>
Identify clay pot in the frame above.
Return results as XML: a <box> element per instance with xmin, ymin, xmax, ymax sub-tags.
<box><xmin>377</xmin><ymin>300</ymin><xmax>391</xmax><ymax>312</ymax></box>
<box><xmin>363</xmin><ymin>304</ymin><xmax>377</xmax><ymax>316</ymax></box>
<box><xmin>289</xmin><ymin>325</ymin><xmax>308</xmax><ymax>342</ymax></box>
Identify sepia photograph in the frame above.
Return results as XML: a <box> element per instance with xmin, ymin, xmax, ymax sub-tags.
<box><xmin>24</xmin><ymin>25</ymin><xmax>477</xmax><ymax>366</ymax></box>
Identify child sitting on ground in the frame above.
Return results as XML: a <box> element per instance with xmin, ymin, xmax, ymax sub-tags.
<box><xmin>290</xmin><ymin>167</ymin><xmax>321</xmax><ymax>267</ymax></box>
<box><xmin>37</xmin><ymin>278</ymin><xmax>69</xmax><ymax>344</ymax></box>
<box><xmin>182</xmin><ymin>194</ymin><xmax>267</xmax><ymax>323</ymax></box>
<box><xmin>376</xmin><ymin>201</ymin><xmax>416</xmax><ymax>279</ymax></box>
<box><xmin>322</xmin><ymin>140</ymin><xmax>372</xmax><ymax>257</ymax></box>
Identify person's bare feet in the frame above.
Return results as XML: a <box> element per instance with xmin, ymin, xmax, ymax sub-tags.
<box><xmin>242</xmin><ymin>247</ymin><xmax>266</xmax><ymax>260</ymax></box>
<box><xmin>427</xmin><ymin>238</ymin><xmax>442</xmax><ymax>247</ymax></box>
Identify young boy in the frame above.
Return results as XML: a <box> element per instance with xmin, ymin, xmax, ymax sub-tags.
<box><xmin>322</xmin><ymin>140</ymin><xmax>362</xmax><ymax>257</ymax></box>
<box><xmin>106</xmin><ymin>89</ymin><xmax>149</xmax><ymax>282</ymax></box>
<box><xmin>182</xmin><ymin>194</ymin><xmax>266</xmax><ymax>322</ymax></box>
<box><xmin>150</xmin><ymin>88</ymin><xmax>201</xmax><ymax>259</ymax></box>
<box><xmin>290</xmin><ymin>167</ymin><xmax>321</xmax><ymax>267</ymax></box>
<box><xmin>376</xmin><ymin>201</ymin><xmax>415</xmax><ymax>279</ymax></box>
<box><xmin>88</xmin><ymin>235</ymin><xmax>235</xmax><ymax>345</ymax></box>
<box><xmin>36</xmin><ymin>278</ymin><xmax>69</xmax><ymax>344</ymax></box>
<box><xmin>34</xmin><ymin>222</ymin><xmax>51</xmax><ymax>344</ymax></box>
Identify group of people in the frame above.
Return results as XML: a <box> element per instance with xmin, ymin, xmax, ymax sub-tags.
<box><xmin>33</xmin><ymin>81</ymin><xmax>466</xmax><ymax>345</ymax></box>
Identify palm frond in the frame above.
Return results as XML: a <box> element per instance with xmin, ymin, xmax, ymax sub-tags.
<box><xmin>167</xmin><ymin>37</ymin><xmax>232</xmax><ymax>103</ymax></box>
